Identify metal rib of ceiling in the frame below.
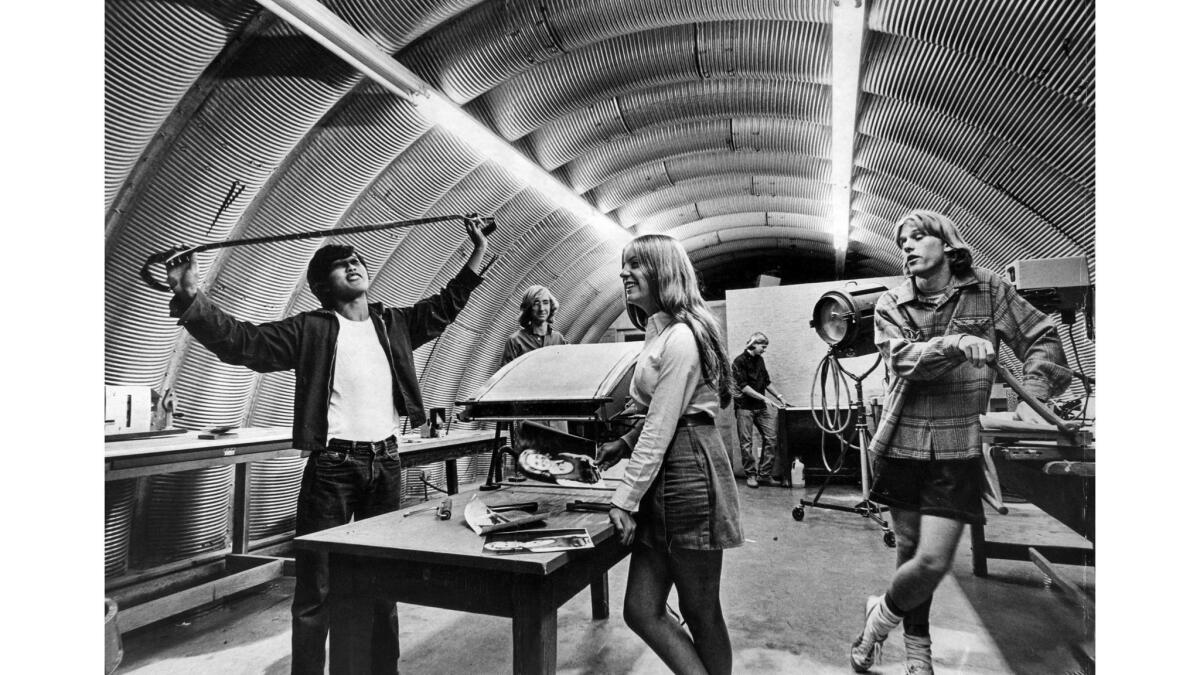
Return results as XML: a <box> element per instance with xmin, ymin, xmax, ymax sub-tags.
<box><xmin>105</xmin><ymin>0</ymin><xmax>1095</xmax><ymax>437</ymax></box>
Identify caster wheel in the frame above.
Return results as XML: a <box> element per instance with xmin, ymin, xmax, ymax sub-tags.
<box><xmin>792</xmin><ymin>506</ymin><xmax>805</xmax><ymax>521</ymax></box>
<box><xmin>883</xmin><ymin>531</ymin><xmax>896</xmax><ymax>548</ymax></box>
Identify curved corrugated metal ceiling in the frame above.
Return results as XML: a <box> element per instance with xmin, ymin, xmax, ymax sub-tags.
<box><xmin>105</xmin><ymin>0</ymin><xmax>1095</xmax><ymax>431</ymax></box>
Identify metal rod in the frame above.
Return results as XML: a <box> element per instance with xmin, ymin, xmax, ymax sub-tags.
<box><xmin>989</xmin><ymin>364</ymin><xmax>1075</xmax><ymax>434</ymax></box>
<box><xmin>139</xmin><ymin>213</ymin><xmax>494</xmax><ymax>291</ymax></box>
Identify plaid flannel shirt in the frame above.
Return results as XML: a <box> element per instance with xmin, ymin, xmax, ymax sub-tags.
<box><xmin>869</xmin><ymin>267</ymin><xmax>1072</xmax><ymax>460</ymax></box>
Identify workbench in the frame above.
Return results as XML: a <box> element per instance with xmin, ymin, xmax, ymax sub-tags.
<box><xmin>970</xmin><ymin>424</ymin><xmax>1095</xmax><ymax>578</ymax></box>
<box><xmin>294</xmin><ymin>485</ymin><xmax>627</xmax><ymax>675</ymax></box>
<box><xmin>105</xmin><ymin>427</ymin><xmax>506</xmax><ymax>632</ymax></box>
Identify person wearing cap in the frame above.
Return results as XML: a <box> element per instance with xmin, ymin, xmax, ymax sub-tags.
<box><xmin>165</xmin><ymin>217</ymin><xmax>489</xmax><ymax>675</ymax></box>
<box><xmin>731</xmin><ymin>331</ymin><xmax>789</xmax><ymax>488</ymax></box>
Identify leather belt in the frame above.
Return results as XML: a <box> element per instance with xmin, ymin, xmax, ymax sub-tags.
<box><xmin>677</xmin><ymin>412</ymin><xmax>715</xmax><ymax>427</ymax></box>
<box><xmin>325</xmin><ymin>435</ymin><xmax>398</xmax><ymax>455</ymax></box>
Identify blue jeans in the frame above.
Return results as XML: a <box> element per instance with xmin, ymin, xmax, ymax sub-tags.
<box><xmin>292</xmin><ymin>443</ymin><xmax>404</xmax><ymax>675</ymax></box>
<box><xmin>735</xmin><ymin>406</ymin><xmax>777</xmax><ymax>478</ymax></box>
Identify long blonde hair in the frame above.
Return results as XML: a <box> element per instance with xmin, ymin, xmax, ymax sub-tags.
<box><xmin>893</xmin><ymin>210</ymin><xmax>974</xmax><ymax>276</ymax></box>
<box><xmin>622</xmin><ymin>234</ymin><xmax>734</xmax><ymax>407</ymax></box>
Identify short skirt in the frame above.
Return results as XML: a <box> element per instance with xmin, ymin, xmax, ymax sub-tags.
<box><xmin>635</xmin><ymin>423</ymin><xmax>744</xmax><ymax>551</ymax></box>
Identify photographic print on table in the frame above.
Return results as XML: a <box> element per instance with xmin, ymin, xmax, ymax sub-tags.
<box><xmin>482</xmin><ymin>528</ymin><xmax>594</xmax><ymax>554</ymax></box>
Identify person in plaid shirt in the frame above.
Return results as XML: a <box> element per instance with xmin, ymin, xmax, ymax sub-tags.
<box><xmin>849</xmin><ymin>210</ymin><xmax>1072</xmax><ymax>675</ymax></box>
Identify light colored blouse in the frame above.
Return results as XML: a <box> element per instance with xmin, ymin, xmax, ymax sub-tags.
<box><xmin>611</xmin><ymin>312</ymin><xmax>720</xmax><ymax>513</ymax></box>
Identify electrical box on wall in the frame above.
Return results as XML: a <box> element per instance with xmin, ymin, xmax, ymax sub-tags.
<box><xmin>105</xmin><ymin>385</ymin><xmax>152</xmax><ymax>435</ymax></box>
<box><xmin>1005</xmin><ymin>256</ymin><xmax>1090</xmax><ymax>319</ymax></box>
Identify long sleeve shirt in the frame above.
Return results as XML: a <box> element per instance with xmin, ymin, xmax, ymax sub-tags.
<box><xmin>731</xmin><ymin>350</ymin><xmax>771</xmax><ymax>410</ymax></box>
<box><xmin>170</xmin><ymin>267</ymin><xmax>483</xmax><ymax>451</ymax></box>
<box><xmin>611</xmin><ymin>312</ymin><xmax>720</xmax><ymax>513</ymax></box>
<box><xmin>869</xmin><ymin>267</ymin><xmax>1072</xmax><ymax>460</ymax></box>
<box><xmin>500</xmin><ymin>327</ymin><xmax>567</xmax><ymax>366</ymax></box>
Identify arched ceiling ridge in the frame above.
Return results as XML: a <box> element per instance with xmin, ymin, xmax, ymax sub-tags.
<box><xmin>105</xmin><ymin>0</ymin><xmax>263</xmax><ymax>216</ymax></box>
<box><xmin>636</xmin><ymin>194</ymin><xmax>831</xmax><ymax>233</ymax></box>
<box><xmin>863</xmin><ymin>32</ymin><xmax>1092</xmax><ymax>184</ymax></box>
<box><xmin>869</xmin><ymin>0</ymin><xmax>1094</xmax><ymax>106</ymax></box>
<box><xmin>401</xmin><ymin>0</ymin><xmax>830</xmax><ymax>104</ymax></box>
<box><xmin>530</xmin><ymin>78</ymin><xmax>831</xmax><ymax>169</ymax></box>
<box><xmin>592</xmin><ymin>151</ymin><xmax>832</xmax><ymax>212</ymax></box>
<box><xmin>855</xmin><ymin>136</ymin><xmax>1092</xmax><ymax>262</ymax></box>
<box><xmin>615</xmin><ymin>174</ymin><xmax>834</xmax><ymax>228</ymax></box>
<box><xmin>483</xmin><ymin>20</ymin><xmax>830</xmax><ymax>140</ymax></box>
<box><xmin>566</xmin><ymin>117</ymin><xmax>831</xmax><ymax>191</ymax></box>
<box><xmin>325</xmin><ymin>0</ymin><xmax>483</xmax><ymax>51</ymax></box>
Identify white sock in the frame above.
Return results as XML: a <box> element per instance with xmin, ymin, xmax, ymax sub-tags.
<box><xmin>905</xmin><ymin>633</ymin><xmax>933</xmax><ymax>666</ymax></box>
<box><xmin>866</xmin><ymin>596</ymin><xmax>902</xmax><ymax>639</ymax></box>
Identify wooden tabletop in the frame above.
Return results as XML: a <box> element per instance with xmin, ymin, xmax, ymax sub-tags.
<box><xmin>104</xmin><ymin>426</ymin><xmax>293</xmax><ymax>458</ymax></box>
<box><xmin>295</xmin><ymin>485</ymin><xmax>618</xmax><ymax>576</ymax></box>
<box><xmin>104</xmin><ymin>428</ymin><xmax>503</xmax><ymax>481</ymax></box>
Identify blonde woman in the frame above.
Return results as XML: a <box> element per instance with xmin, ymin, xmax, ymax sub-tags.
<box><xmin>596</xmin><ymin>234</ymin><xmax>742</xmax><ymax>674</ymax></box>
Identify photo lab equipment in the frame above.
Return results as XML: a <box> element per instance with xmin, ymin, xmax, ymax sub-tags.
<box><xmin>800</xmin><ymin>282</ymin><xmax>896</xmax><ymax>547</ymax></box>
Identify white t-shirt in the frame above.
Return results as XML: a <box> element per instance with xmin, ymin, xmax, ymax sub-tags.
<box><xmin>326</xmin><ymin>313</ymin><xmax>401</xmax><ymax>443</ymax></box>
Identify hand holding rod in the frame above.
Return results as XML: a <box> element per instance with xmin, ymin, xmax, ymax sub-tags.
<box><xmin>140</xmin><ymin>213</ymin><xmax>496</xmax><ymax>292</ymax></box>
<box><xmin>989</xmin><ymin>364</ymin><xmax>1076</xmax><ymax>434</ymax></box>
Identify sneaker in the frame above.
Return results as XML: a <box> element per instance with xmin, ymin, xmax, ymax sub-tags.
<box><xmin>904</xmin><ymin>633</ymin><xmax>934</xmax><ymax>675</ymax></box>
<box><xmin>758</xmin><ymin>475</ymin><xmax>782</xmax><ymax>487</ymax></box>
<box><xmin>746</xmin><ymin>475</ymin><xmax>759</xmax><ymax>488</ymax></box>
<box><xmin>851</xmin><ymin>595</ymin><xmax>890</xmax><ymax>673</ymax></box>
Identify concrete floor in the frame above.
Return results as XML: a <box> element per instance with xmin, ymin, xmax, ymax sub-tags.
<box><xmin>113</xmin><ymin>482</ymin><xmax>1093</xmax><ymax>674</ymax></box>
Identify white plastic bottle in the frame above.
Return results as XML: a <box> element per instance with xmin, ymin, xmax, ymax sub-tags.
<box><xmin>791</xmin><ymin>459</ymin><xmax>805</xmax><ymax>488</ymax></box>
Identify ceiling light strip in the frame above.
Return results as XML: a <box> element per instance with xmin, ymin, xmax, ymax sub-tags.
<box><xmin>829</xmin><ymin>0</ymin><xmax>869</xmax><ymax>275</ymax></box>
<box><xmin>255</xmin><ymin>0</ymin><xmax>629</xmax><ymax>242</ymax></box>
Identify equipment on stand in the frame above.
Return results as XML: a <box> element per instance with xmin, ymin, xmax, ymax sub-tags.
<box><xmin>797</xmin><ymin>281</ymin><xmax>895</xmax><ymax>546</ymax></box>
<box><xmin>794</xmin><ymin>349</ymin><xmax>895</xmax><ymax>548</ymax></box>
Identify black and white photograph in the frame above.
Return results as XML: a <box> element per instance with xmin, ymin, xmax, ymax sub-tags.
<box><xmin>12</xmin><ymin>0</ymin><xmax>1173</xmax><ymax>671</ymax></box>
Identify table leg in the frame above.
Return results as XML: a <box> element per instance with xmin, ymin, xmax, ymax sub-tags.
<box><xmin>232</xmin><ymin>462</ymin><xmax>250</xmax><ymax>554</ymax></box>
<box><xmin>970</xmin><ymin>522</ymin><xmax>989</xmax><ymax>577</ymax></box>
<box><xmin>445</xmin><ymin>459</ymin><xmax>459</xmax><ymax>495</ymax></box>
<box><xmin>589</xmin><ymin>572</ymin><xmax>609</xmax><ymax>619</ymax></box>
<box><xmin>512</xmin><ymin>577</ymin><xmax>556</xmax><ymax>675</ymax></box>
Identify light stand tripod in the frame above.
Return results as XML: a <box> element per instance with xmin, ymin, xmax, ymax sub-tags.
<box><xmin>793</xmin><ymin>349</ymin><xmax>895</xmax><ymax>548</ymax></box>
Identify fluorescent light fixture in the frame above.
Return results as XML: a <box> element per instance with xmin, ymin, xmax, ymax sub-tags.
<box><xmin>828</xmin><ymin>0</ymin><xmax>868</xmax><ymax>266</ymax></box>
<box><xmin>256</xmin><ymin>0</ymin><xmax>629</xmax><ymax>244</ymax></box>
<box><xmin>414</xmin><ymin>92</ymin><xmax>629</xmax><ymax>243</ymax></box>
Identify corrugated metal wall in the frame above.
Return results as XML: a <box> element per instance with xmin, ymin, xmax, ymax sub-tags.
<box><xmin>105</xmin><ymin>0</ymin><xmax>1095</xmax><ymax>576</ymax></box>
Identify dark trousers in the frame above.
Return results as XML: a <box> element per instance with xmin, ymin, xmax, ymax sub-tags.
<box><xmin>292</xmin><ymin>446</ymin><xmax>404</xmax><ymax>675</ymax></box>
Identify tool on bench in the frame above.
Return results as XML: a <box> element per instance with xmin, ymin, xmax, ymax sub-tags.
<box><xmin>490</xmin><ymin>501</ymin><xmax>540</xmax><ymax>514</ymax></box>
<box><xmin>403</xmin><ymin>497</ymin><xmax>453</xmax><ymax>520</ymax></box>
<box><xmin>566</xmin><ymin>500</ymin><xmax>611</xmax><ymax>513</ymax></box>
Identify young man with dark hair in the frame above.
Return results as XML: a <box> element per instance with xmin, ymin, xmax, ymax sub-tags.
<box><xmin>731</xmin><ymin>331</ymin><xmax>789</xmax><ymax>488</ymax></box>
<box><xmin>849</xmin><ymin>210</ymin><xmax>1071</xmax><ymax>674</ymax></box>
<box><xmin>165</xmin><ymin>217</ymin><xmax>489</xmax><ymax>675</ymax></box>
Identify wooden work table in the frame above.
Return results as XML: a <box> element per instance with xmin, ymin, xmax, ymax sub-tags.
<box><xmin>105</xmin><ymin>427</ymin><xmax>506</xmax><ymax>633</ymax></box>
<box><xmin>294</xmin><ymin>485</ymin><xmax>627</xmax><ymax>675</ymax></box>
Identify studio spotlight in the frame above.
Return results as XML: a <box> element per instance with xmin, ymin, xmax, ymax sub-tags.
<box><xmin>809</xmin><ymin>282</ymin><xmax>889</xmax><ymax>358</ymax></box>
